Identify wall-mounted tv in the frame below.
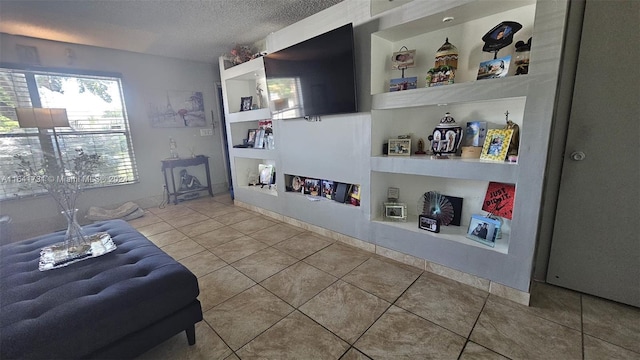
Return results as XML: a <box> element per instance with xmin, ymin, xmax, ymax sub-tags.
<box><xmin>263</xmin><ymin>23</ymin><xmax>357</xmax><ymax>120</ymax></box>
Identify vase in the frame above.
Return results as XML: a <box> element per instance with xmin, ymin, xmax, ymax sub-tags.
<box><xmin>39</xmin><ymin>208</ymin><xmax>118</xmax><ymax>271</ymax></box>
<box><xmin>61</xmin><ymin>208</ymin><xmax>89</xmax><ymax>253</ymax></box>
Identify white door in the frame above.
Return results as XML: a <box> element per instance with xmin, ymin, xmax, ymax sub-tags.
<box><xmin>546</xmin><ymin>0</ymin><xmax>640</xmax><ymax>307</ymax></box>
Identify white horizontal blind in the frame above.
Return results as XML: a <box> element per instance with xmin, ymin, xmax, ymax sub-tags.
<box><xmin>0</xmin><ymin>68</ymin><xmax>138</xmax><ymax>200</ymax></box>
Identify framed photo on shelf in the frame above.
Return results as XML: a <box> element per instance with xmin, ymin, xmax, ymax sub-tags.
<box><xmin>321</xmin><ymin>180</ymin><xmax>334</xmax><ymax>199</ymax></box>
<box><xmin>246</xmin><ymin>129</ymin><xmax>257</xmax><ymax>146</ymax></box>
<box><xmin>253</xmin><ymin>129</ymin><xmax>266</xmax><ymax>149</ymax></box>
<box><xmin>466</xmin><ymin>214</ymin><xmax>501</xmax><ymax>247</ymax></box>
<box><xmin>477</xmin><ymin>55</ymin><xmax>511</xmax><ymax>80</ymax></box>
<box><xmin>389</xmin><ymin>77</ymin><xmax>417</xmax><ymax>92</ymax></box>
<box><xmin>258</xmin><ymin>164</ymin><xmax>274</xmax><ymax>187</ymax></box>
<box><xmin>290</xmin><ymin>175</ymin><xmax>304</xmax><ymax>193</ymax></box>
<box><xmin>304</xmin><ymin>178</ymin><xmax>320</xmax><ymax>196</ymax></box>
<box><xmin>418</xmin><ymin>215</ymin><xmax>440</xmax><ymax>233</ymax></box>
<box><xmin>240</xmin><ymin>96</ymin><xmax>253</xmax><ymax>111</ymax></box>
<box><xmin>480</xmin><ymin>129</ymin><xmax>513</xmax><ymax>161</ymax></box>
<box><xmin>384</xmin><ymin>202</ymin><xmax>407</xmax><ymax>221</ymax></box>
<box><xmin>391</xmin><ymin>49</ymin><xmax>416</xmax><ymax>70</ymax></box>
<box><xmin>388</xmin><ymin>139</ymin><xmax>411</xmax><ymax>156</ymax></box>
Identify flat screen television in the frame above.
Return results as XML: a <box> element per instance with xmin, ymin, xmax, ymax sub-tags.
<box><xmin>263</xmin><ymin>23</ymin><xmax>357</xmax><ymax>120</ymax></box>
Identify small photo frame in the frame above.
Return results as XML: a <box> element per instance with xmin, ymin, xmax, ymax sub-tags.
<box><xmin>418</xmin><ymin>215</ymin><xmax>440</xmax><ymax>233</ymax></box>
<box><xmin>477</xmin><ymin>55</ymin><xmax>511</xmax><ymax>80</ymax></box>
<box><xmin>290</xmin><ymin>175</ymin><xmax>304</xmax><ymax>193</ymax></box>
<box><xmin>389</xmin><ymin>77</ymin><xmax>417</xmax><ymax>92</ymax></box>
<box><xmin>466</xmin><ymin>214</ymin><xmax>501</xmax><ymax>247</ymax></box>
<box><xmin>253</xmin><ymin>129</ymin><xmax>266</xmax><ymax>149</ymax></box>
<box><xmin>240</xmin><ymin>96</ymin><xmax>253</xmax><ymax>111</ymax></box>
<box><xmin>384</xmin><ymin>202</ymin><xmax>407</xmax><ymax>222</ymax></box>
<box><xmin>304</xmin><ymin>178</ymin><xmax>320</xmax><ymax>196</ymax></box>
<box><xmin>391</xmin><ymin>49</ymin><xmax>416</xmax><ymax>70</ymax></box>
<box><xmin>321</xmin><ymin>180</ymin><xmax>334</xmax><ymax>199</ymax></box>
<box><xmin>480</xmin><ymin>129</ymin><xmax>513</xmax><ymax>161</ymax></box>
<box><xmin>258</xmin><ymin>164</ymin><xmax>274</xmax><ymax>186</ymax></box>
<box><xmin>247</xmin><ymin>129</ymin><xmax>257</xmax><ymax>145</ymax></box>
<box><xmin>388</xmin><ymin>139</ymin><xmax>411</xmax><ymax>156</ymax></box>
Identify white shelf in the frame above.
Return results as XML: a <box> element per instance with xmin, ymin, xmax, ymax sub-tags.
<box><xmin>235</xmin><ymin>185</ymin><xmax>278</xmax><ymax>197</ymax></box>
<box><xmin>372</xmin><ymin>76</ymin><xmax>533</xmax><ymax>110</ymax></box>
<box><xmin>230</xmin><ymin>148</ymin><xmax>277</xmax><ymax>160</ymax></box>
<box><xmin>372</xmin><ymin>217</ymin><xmax>509</xmax><ymax>254</ymax></box>
<box><xmin>371</xmin><ymin>155</ymin><xmax>518</xmax><ymax>183</ymax></box>
<box><xmin>220</xmin><ymin>57</ymin><xmax>265</xmax><ymax>81</ymax></box>
<box><xmin>227</xmin><ymin>108</ymin><xmax>272</xmax><ymax>123</ymax></box>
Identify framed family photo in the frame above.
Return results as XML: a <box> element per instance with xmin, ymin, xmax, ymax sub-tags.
<box><xmin>480</xmin><ymin>129</ymin><xmax>513</xmax><ymax>161</ymax></box>
<box><xmin>388</xmin><ymin>139</ymin><xmax>411</xmax><ymax>156</ymax></box>
<box><xmin>466</xmin><ymin>214</ymin><xmax>501</xmax><ymax>247</ymax></box>
<box><xmin>240</xmin><ymin>96</ymin><xmax>253</xmax><ymax>111</ymax></box>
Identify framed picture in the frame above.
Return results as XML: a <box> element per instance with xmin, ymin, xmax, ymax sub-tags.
<box><xmin>418</xmin><ymin>215</ymin><xmax>440</xmax><ymax>233</ymax></box>
<box><xmin>388</xmin><ymin>139</ymin><xmax>411</xmax><ymax>156</ymax></box>
<box><xmin>391</xmin><ymin>49</ymin><xmax>416</xmax><ymax>70</ymax></box>
<box><xmin>464</xmin><ymin>121</ymin><xmax>488</xmax><ymax>147</ymax></box>
<box><xmin>290</xmin><ymin>175</ymin><xmax>304</xmax><ymax>193</ymax></box>
<box><xmin>384</xmin><ymin>202</ymin><xmax>407</xmax><ymax>221</ymax></box>
<box><xmin>321</xmin><ymin>180</ymin><xmax>334</xmax><ymax>199</ymax></box>
<box><xmin>350</xmin><ymin>184</ymin><xmax>361</xmax><ymax>200</ymax></box>
<box><xmin>258</xmin><ymin>164</ymin><xmax>274</xmax><ymax>186</ymax></box>
<box><xmin>480</xmin><ymin>129</ymin><xmax>513</xmax><ymax>161</ymax></box>
<box><xmin>466</xmin><ymin>214</ymin><xmax>501</xmax><ymax>247</ymax></box>
<box><xmin>477</xmin><ymin>55</ymin><xmax>511</xmax><ymax>80</ymax></box>
<box><xmin>240</xmin><ymin>96</ymin><xmax>253</xmax><ymax>111</ymax></box>
<box><xmin>247</xmin><ymin>129</ymin><xmax>257</xmax><ymax>145</ymax></box>
<box><xmin>304</xmin><ymin>178</ymin><xmax>320</xmax><ymax>196</ymax></box>
<box><xmin>253</xmin><ymin>129</ymin><xmax>265</xmax><ymax>149</ymax></box>
<box><xmin>389</xmin><ymin>77</ymin><xmax>417</xmax><ymax>92</ymax></box>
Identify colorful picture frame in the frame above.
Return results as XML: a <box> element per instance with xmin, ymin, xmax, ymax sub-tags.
<box><xmin>480</xmin><ymin>129</ymin><xmax>513</xmax><ymax>161</ymax></box>
<box><xmin>389</xmin><ymin>77</ymin><xmax>417</xmax><ymax>92</ymax></box>
<box><xmin>477</xmin><ymin>55</ymin><xmax>511</xmax><ymax>80</ymax></box>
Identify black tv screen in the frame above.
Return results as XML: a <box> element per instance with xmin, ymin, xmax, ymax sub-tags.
<box><xmin>264</xmin><ymin>23</ymin><xmax>357</xmax><ymax>120</ymax></box>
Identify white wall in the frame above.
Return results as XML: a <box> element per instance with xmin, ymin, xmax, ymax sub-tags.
<box><xmin>0</xmin><ymin>33</ymin><xmax>227</xmax><ymax>241</ymax></box>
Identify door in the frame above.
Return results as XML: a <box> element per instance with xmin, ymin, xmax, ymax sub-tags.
<box><xmin>217</xmin><ymin>83</ymin><xmax>233</xmax><ymax>197</ymax></box>
<box><xmin>546</xmin><ymin>0</ymin><xmax>640</xmax><ymax>307</ymax></box>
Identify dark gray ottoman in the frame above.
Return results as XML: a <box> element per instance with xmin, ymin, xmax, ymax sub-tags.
<box><xmin>0</xmin><ymin>219</ymin><xmax>203</xmax><ymax>359</ymax></box>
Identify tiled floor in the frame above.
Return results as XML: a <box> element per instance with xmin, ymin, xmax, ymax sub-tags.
<box><xmin>133</xmin><ymin>195</ymin><xmax>640</xmax><ymax>360</ymax></box>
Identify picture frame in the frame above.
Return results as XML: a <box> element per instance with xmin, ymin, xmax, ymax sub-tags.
<box><xmin>464</xmin><ymin>121</ymin><xmax>488</xmax><ymax>147</ymax></box>
<box><xmin>290</xmin><ymin>175</ymin><xmax>304</xmax><ymax>193</ymax></box>
<box><xmin>253</xmin><ymin>129</ymin><xmax>265</xmax><ymax>149</ymax></box>
<box><xmin>304</xmin><ymin>178</ymin><xmax>320</xmax><ymax>196</ymax></box>
<box><xmin>477</xmin><ymin>55</ymin><xmax>511</xmax><ymax>80</ymax></box>
<box><xmin>388</xmin><ymin>139</ymin><xmax>411</xmax><ymax>156</ymax></box>
<box><xmin>384</xmin><ymin>202</ymin><xmax>407</xmax><ymax>222</ymax></box>
<box><xmin>258</xmin><ymin>164</ymin><xmax>274</xmax><ymax>187</ymax></box>
<box><xmin>246</xmin><ymin>129</ymin><xmax>257</xmax><ymax>146</ymax></box>
<box><xmin>240</xmin><ymin>96</ymin><xmax>253</xmax><ymax>111</ymax></box>
<box><xmin>321</xmin><ymin>180</ymin><xmax>334</xmax><ymax>199</ymax></box>
<box><xmin>480</xmin><ymin>129</ymin><xmax>513</xmax><ymax>161</ymax></box>
<box><xmin>466</xmin><ymin>214</ymin><xmax>501</xmax><ymax>247</ymax></box>
<box><xmin>391</xmin><ymin>49</ymin><xmax>416</xmax><ymax>70</ymax></box>
<box><xmin>418</xmin><ymin>215</ymin><xmax>440</xmax><ymax>233</ymax></box>
<box><xmin>389</xmin><ymin>77</ymin><xmax>417</xmax><ymax>92</ymax></box>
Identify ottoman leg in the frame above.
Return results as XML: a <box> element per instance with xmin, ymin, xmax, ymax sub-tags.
<box><xmin>186</xmin><ymin>324</ymin><xmax>196</xmax><ymax>345</ymax></box>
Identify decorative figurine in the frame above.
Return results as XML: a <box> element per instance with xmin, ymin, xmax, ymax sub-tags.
<box><xmin>427</xmin><ymin>38</ymin><xmax>458</xmax><ymax>87</ymax></box>
<box><xmin>415</xmin><ymin>138</ymin><xmax>427</xmax><ymax>155</ymax></box>
<box><xmin>431</xmin><ymin>112</ymin><xmax>463</xmax><ymax>156</ymax></box>
<box><xmin>503</xmin><ymin>110</ymin><xmax>520</xmax><ymax>158</ymax></box>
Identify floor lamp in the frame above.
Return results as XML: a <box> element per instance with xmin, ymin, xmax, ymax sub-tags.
<box><xmin>15</xmin><ymin>107</ymin><xmax>70</xmax><ymax>165</ymax></box>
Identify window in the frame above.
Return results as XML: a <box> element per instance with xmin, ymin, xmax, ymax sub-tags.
<box><xmin>0</xmin><ymin>67</ymin><xmax>138</xmax><ymax>200</ymax></box>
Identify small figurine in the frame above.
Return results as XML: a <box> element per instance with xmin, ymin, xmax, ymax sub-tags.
<box><xmin>415</xmin><ymin>138</ymin><xmax>427</xmax><ymax>155</ymax></box>
<box><xmin>503</xmin><ymin>111</ymin><xmax>520</xmax><ymax>156</ymax></box>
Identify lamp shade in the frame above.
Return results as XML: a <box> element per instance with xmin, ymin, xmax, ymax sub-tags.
<box><xmin>16</xmin><ymin>108</ymin><xmax>69</xmax><ymax>129</ymax></box>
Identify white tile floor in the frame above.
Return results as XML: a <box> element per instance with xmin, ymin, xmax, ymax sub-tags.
<box><xmin>132</xmin><ymin>195</ymin><xmax>640</xmax><ymax>360</ymax></box>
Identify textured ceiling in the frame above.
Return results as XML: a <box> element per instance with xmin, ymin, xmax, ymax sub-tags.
<box><xmin>0</xmin><ymin>0</ymin><xmax>343</xmax><ymax>63</ymax></box>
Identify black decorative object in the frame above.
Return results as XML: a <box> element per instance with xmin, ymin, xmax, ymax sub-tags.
<box><xmin>481</xmin><ymin>21</ymin><xmax>522</xmax><ymax>59</ymax></box>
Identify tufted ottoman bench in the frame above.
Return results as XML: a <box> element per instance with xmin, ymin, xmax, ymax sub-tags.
<box><xmin>0</xmin><ymin>219</ymin><xmax>203</xmax><ymax>359</ymax></box>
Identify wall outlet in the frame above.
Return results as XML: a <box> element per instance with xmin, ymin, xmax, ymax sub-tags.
<box><xmin>200</xmin><ymin>128</ymin><xmax>213</xmax><ymax>136</ymax></box>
